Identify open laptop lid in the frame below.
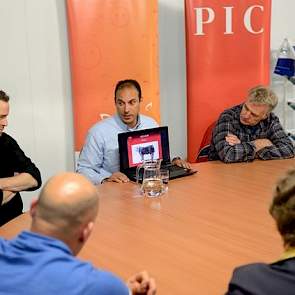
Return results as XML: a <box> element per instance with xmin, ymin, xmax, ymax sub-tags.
<box><xmin>118</xmin><ymin>126</ymin><xmax>171</xmax><ymax>174</ymax></box>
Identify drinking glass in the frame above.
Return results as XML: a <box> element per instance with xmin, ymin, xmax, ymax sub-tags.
<box><xmin>160</xmin><ymin>169</ymin><xmax>169</xmax><ymax>193</ymax></box>
<box><xmin>141</xmin><ymin>167</ymin><xmax>163</xmax><ymax>197</ymax></box>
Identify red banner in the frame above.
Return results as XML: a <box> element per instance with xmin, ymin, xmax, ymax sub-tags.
<box><xmin>185</xmin><ymin>0</ymin><xmax>271</xmax><ymax>161</ymax></box>
<box><xmin>66</xmin><ymin>0</ymin><xmax>160</xmax><ymax>151</ymax></box>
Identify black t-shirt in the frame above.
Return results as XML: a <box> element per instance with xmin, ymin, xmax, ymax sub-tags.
<box><xmin>0</xmin><ymin>133</ymin><xmax>42</xmax><ymax>226</ymax></box>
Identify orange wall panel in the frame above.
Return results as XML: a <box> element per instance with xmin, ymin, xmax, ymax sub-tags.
<box><xmin>67</xmin><ymin>0</ymin><xmax>160</xmax><ymax>151</ymax></box>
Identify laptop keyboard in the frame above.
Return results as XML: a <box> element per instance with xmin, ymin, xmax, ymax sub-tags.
<box><xmin>166</xmin><ymin>165</ymin><xmax>185</xmax><ymax>172</ymax></box>
<box><xmin>128</xmin><ymin>164</ymin><xmax>195</xmax><ymax>182</ymax></box>
<box><xmin>162</xmin><ymin>164</ymin><xmax>193</xmax><ymax>179</ymax></box>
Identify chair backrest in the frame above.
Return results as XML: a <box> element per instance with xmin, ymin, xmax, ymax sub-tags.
<box><xmin>196</xmin><ymin>122</ymin><xmax>216</xmax><ymax>163</ymax></box>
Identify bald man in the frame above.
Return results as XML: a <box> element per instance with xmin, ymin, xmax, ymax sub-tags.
<box><xmin>0</xmin><ymin>173</ymin><xmax>156</xmax><ymax>295</ymax></box>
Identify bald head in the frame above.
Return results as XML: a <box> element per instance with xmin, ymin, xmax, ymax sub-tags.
<box><xmin>31</xmin><ymin>173</ymin><xmax>99</xmax><ymax>239</ymax></box>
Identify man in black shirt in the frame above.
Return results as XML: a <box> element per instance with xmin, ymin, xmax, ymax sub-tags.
<box><xmin>0</xmin><ymin>90</ymin><xmax>41</xmax><ymax>226</ymax></box>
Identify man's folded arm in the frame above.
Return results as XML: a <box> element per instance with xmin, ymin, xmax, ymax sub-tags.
<box><xmin>256</xmin><ymin>118</ymin><xmax>295</xmax><ymax>160</ymax></box>
<box><xmin>219</xmin><ymin>142</ymin><xmax>256</xmax><ymax>163</ymax></box>
<box><xmin>0</xmin><ymin>173</ymin><xmax>39</xmax><ymax>192</ymax></box>
<box><xmin>1</xmin><ymin>138</ymin><xmax>42</xmax><ymax>192</ymax></box>
<box><xmin>212</xmin><ymin>116</ymin><xmax>256</xmax><ymax>163</ymax></box>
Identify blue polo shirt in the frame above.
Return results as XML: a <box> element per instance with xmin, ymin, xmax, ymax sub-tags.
<box><xmin>0</xmin><ymin>231</ymin><xmax>129</xmax><ymax>295</ymax></box>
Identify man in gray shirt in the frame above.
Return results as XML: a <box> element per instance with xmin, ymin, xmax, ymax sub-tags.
<box><xmin>77</xmin><ymin>79</ymin><xmax>190</xmax><ymax>185</ymax></box>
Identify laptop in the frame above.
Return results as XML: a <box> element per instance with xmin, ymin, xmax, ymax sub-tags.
<box><xmin>118</xmin><ymin>126</ymin><xmax>196</xmax><ymax>182</ymax></box>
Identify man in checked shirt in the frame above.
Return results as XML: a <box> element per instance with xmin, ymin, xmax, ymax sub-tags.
<box><xmin>209</xmin><ymin>85</ymin><xmax>295</xmax><ymax>163</ymax></box>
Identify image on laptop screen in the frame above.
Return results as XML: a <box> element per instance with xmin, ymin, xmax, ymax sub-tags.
<box><xmin>118</xmin><ymin>127</ymin><xmax>171</xmax><ymax>172</ymax></box>
<box><xmin>127</xmin><ymin>133</ymin><xmax>163</xmax><ymax>167</ymax></box>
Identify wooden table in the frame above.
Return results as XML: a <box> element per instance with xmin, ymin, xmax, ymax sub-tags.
<box><xmin>1</xmin><ymin>159</ymin><xmax>295</xmax><ymax>294</ymax></box>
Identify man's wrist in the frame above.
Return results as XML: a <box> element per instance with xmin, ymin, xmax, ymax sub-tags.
<box><xmin>172</xmin><ymin>156</ymin><xmax>181</xmax><ymax>162</ymax></box>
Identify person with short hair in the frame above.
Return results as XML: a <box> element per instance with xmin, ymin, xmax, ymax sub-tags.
<box><xmin>0</xmin><ymin>172</ymin><xmax>156</xmax><ymax>295</ymax></box>
<box><xmin>209</xmin><ymin>85</ymin><xmax>294</xmax><ymax>163</ymax></box>
<box><xmin>0</xmin><ymin>90</ymin><xmax>41</xmax><ymax>226</ymax></box>
<box><xmin>226</xmin><ymin>168</ymin><xmax>295</xmax><ymax>295</ymax></box>
<box><xmin>77</xmin><ymin>79</ymin><xmax>190</xmax><ymax>184</ymax></box>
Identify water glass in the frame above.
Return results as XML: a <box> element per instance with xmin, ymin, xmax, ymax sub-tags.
<box><xmin>160</xmin><ymin>169</ymin><xmax>169</xmax><ymax>193</ymax></box>
<box><xmin>141</xmin><ymin>178</ymin><xmax>163</xmax><ymax>197</ymax></box>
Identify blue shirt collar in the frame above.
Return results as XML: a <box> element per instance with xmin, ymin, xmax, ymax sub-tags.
<box><xmin>114</xmin><ymin>113</ymin><xmax>142</xmax><ymax>131</ymax></box>
<box><xmin>12</xmin><ymin>231</ymin><xmax>73</xmax><ymax>255</ymax></box>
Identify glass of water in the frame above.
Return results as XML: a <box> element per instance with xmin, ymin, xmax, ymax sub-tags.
<box><xmin>160</xmin><ymin>169</ymin><xmax>169</xmax><ymax>193</ymax></box>
<box><xmin>141</xmin><ymin>166</ymin><xmax>163</xmax><ymax>198</ymax></box>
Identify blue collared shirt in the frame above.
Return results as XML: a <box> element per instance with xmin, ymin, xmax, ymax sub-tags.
<box><xmin>77</xmin><ymin>114</ymin><xmax>158</xmax><ymax>184</ymax></box>
<box><xmin>0</xmin><ymin>231</ymin><xmax>129</xmax><ymax>295</ymax></box>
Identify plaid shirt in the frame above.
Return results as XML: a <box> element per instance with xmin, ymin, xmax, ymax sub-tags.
<box><xmin>209</xmin><ymin>104</ymin><xmax>295</xmax><ymax>163</ymax></box>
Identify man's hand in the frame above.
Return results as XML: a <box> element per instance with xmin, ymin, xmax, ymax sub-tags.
<box><xmin>253</xmin><ymin>138</ymin><xmax>273</xmax><ymax>152</ymax></box>
<box><xmin>1</xmin><ymin>191</ymin><xmax>16</xmax><ymax>205</ymax></box>
<box><xmin>127</xmin><ymin>271</ymin><xmax>156</xmax><ymax>295</ymax></box>
<box><xmin>225</xmin><ymin>134</ymin><xmax>241</xmax><ymax>146</ymax></box>
<box><xmin>172</xmin><ymin>157</ymin><xmax>191</xmax><ymax>169</ymax></box>
<box><xmin>103</xmin><ymin>172</ymin><xmax>130</xmax><ymax>183</ymax></box>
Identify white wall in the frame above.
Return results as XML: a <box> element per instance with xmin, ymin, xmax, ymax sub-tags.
<box><xmin>0</xmin><ymin>0</ymin><xmax>294</xmax><ymax>210</ymax></box>
<box><xmin>158</xmin><ymin>0</ymin><xmax>187</xmax><ymax>159</ymax></box>
<box><xmin>0</xmin><ymin>0</ymin><xmax>74</xmax><ymax>209</ymax></box>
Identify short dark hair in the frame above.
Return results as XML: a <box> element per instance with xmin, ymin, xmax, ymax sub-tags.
<box><xmin>270</xmin><ymin>168</ymin><xmax>295</xmax><ymax>247</ymax></box>
<box><xmin>114</xmin><ymin>79</ymin><xmax>142</xmax><ymax>102</ymax></box>
<box><xmin>0</xmin><ymin>90</ymin><xmax>9</xmax><ymax>102</ymax></box>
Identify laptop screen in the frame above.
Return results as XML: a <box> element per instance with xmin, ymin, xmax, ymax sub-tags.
<box><xmin>118</xmin><ymin>126</ymin><xmax>171</xmax><ymax>171</ymax></box>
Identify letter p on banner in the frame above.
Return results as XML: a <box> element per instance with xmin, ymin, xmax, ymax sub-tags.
<box><xmin>185</xmin><ymin>0</ymin><xmax>271</xmax><ymax>162</ymax></box>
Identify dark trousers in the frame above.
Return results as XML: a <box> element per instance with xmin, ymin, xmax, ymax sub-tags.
<box><xmin>0</xmin><ymin>195</ymin><xmax>23</xmax><ymax>226</ymax></box>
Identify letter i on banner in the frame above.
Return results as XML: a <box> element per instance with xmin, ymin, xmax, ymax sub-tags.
<box><xmin>66</xmin><ymin>0</ymin><xmax>160</xmax><ymax>160</ymax></box>
<box><xmin>185</xmin><ymin>0</ymin><xmax>271</xmax><ymax>161</ymax></box>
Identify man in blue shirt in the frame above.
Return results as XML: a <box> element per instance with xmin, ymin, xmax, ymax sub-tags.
<box><xmin>77</xmin><ymin>79</ymin><xmax>190</xmax><ymax>184</ymax></box>
<box><xmin>0</xmin><ymin>172</ymin><xmax>156</xmax><ymax>295</ymax></box>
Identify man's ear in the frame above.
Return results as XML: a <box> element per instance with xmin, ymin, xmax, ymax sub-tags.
<box><xmin>30</xmin><ymin>198</ymin><xmax>38</xmax><ymax>217</ymax></box>
<box><xmin>79</xmin><ymin>221</ymin><xmax>94</xmax><ymax>243</ymax></box>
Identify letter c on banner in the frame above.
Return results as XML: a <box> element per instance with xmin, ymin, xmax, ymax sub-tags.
<box><xmin>244</xmin><ymin>5</ymin><xmax>264</xmax><ymax>34</ymax></box>
<box><xmin>194</xmin><ymin>7</ymin><xmax>215</xmax><ymax>35</ymax></box>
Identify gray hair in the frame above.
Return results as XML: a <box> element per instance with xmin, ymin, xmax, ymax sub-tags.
<box><xmin>248</xmin><ymin>85</ymin><xmax>278</xmax><ymax>112</ymax></box>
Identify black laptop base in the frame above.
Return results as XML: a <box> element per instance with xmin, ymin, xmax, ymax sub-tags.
<box><xmin>127</xmin><ymin>164</ymin><xmax>196</xmax><ymax>183</ymax></box>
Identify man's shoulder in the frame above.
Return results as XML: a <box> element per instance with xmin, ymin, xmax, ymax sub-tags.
<box><xmin>214</xmin><ymin>105</ymin><xmax>241</xmax><ymax>128</ymax></box>
<box><xmin>70</xmin><ymin>260</ymin><xmax>129</xmax><ymax>294</ymax></box>
<box><xmin>88</xmin><ymin>116</ymin><xmax>117</xmax><ymax>134</ymax></box>
<box><xmin>231</xmin><ymin>260</ymin><xmax>294</xmax><ymax>281</ymax></box>
<box><xmin>268</xmin><ymin>111</ymin><xmax>280</xmax><ymax>123</ymax></box>
<box><xmin>220</xmin><ymin>104</ymin><xmax>242</xmax><ymax>118</ymax></box>
<box><xmin>233</xmin><ymin>261</ymin><xmax>269</xmax><ymax>275</ymax></box>
<box><xmin>0</xmin><ymin>132</ymin><xmax>18</xmax><ymax>146</ymax></box>
<box><xmin>229</xmin><ymin>262</ymin><xmax>271</xmax><ymax>287</ymax></box>
<box><xmin>139</xmin><ymin>114</ymin><xmax>159</xmax><ymax>128</ymax></box>
<box><xmin>229</xmin><ymin>260</ymin><xmax>295</xmax><ymax>294</ymax></box>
